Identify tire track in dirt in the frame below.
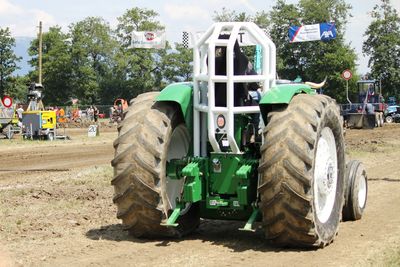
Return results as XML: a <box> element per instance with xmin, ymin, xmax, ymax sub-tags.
<box><xmin>0</xmin><ymin>143</ymin><xmax>113</xmax><ymax>181</ymax></box>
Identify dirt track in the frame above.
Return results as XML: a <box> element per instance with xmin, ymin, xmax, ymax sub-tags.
<box><xmin>0</xmin><ymin>125</ymin><xmax>400</xmax><ymax>266</ymax></box>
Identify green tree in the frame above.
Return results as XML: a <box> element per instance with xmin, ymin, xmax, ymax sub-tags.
<box><xmin>213</xmin><ymin>2</ymin><xmax>358</xmax><ymax>102</ymax></box>
<box><xmin>263</xmin><ymin>0</ymin><xmax>358</xmax><ymax>102</ymax></box>
<box><xmin>6</xmin><ymin>75</ymin><xmax>29</xmax><ymax>102</ymax></box>
<box><xmin>162</xmin><ymin>43</ymin><xmax>192</xmax><ymax>83</ymax></box>
<box><xmin>69</xmin><ymin>17</ymin><xmax>117</xmax><ymax>104</ymax></box>
<box><xmin>363</xmin><ymin>0</ymin><xmax>400</xmax><ymax>100</ymax></box>
<box><xmin>0</xmin><ymin>27</ymin><xmax>21</xmax><ymax>95</ymax></box>
<box><xmin>29</xmin><ymin>26</ymin><xmax>73</xmax><ymax>105</ymax></box>
<box><xmin>213</xmin><ymin>7</ymin><xmax>252</xmax><ymax>22</ymax></box>
<box><xmin>113</xmin><ymin>7</ymin><xmax>165</xmax><ymax>99</ymax></box>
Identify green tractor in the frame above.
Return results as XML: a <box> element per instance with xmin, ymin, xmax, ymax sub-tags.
<box><xmin>111</xmin><ymin>22</ymin><xmax>367</xmax><ymax>248</ymax></box>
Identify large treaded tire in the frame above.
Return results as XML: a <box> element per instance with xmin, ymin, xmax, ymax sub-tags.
<box><xmin>111</xmin><ymin>92</ymin><xmax>199</xmax><ymax>238</ymax></box>
<box><xmin>258</xmin><ymin>94</ymin><xmax>345</xmax><ymax>248</ymax></box>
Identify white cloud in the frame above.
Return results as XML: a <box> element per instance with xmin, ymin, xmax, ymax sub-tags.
<box><xmin>238</xmin><ymin>0</ymin><xmax>257</xmax><ymax>13</ymax></box>
<box><xmin>0</xmin><ymin>0</ymin><xmax>23</xmax><ymax>15</ymax></box>
<box><xmin>345</xmin><ymin>12</ymin><xmax>373</xmax><ymax>74</ymax></box>
<box><xmin>393</xmin><ymin>1</ymin><xmax>400</xmax><ymax>12</ymax></box>
<box><xmin>0</xmin><ymin>0</ymin><xmax>56</xmax><ymax>36</ymax></box>
<box><xmin>164</xmin><ymin>3</ymin><xmax>210</xmax><ymax>21</ymax></box>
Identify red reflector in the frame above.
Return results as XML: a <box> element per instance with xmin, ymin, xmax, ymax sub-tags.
<box><xmin>217</xmin><ymin>114</ymin><xmax>225</xmax><ymax>128</ymax></box>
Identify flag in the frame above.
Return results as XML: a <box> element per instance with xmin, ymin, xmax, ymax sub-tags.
<box><xmin>289</xmin><ymin>23</ymin><xmax>336</xmax><ymax>43</ymax></box>
<box><xmin>131</xmin><ymin>31</ymin><xmax>166</xmax><ymax>49</ymax></box>
<box><xmin>182</xmin><ymin>31</ymin><xmax>189</xmax><ymax>48</ymax></box>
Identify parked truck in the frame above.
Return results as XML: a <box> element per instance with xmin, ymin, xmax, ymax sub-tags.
<box><xmin>342</xmin><ymin>79</ymin><xmax>386</xmax><ymax>128</ymax></box>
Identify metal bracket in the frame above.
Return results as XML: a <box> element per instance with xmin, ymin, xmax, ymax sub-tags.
<box><xmin>160</xmin><ymin>207</ymin><xmax>181</xmax><ymax>227</ymax></box>
<box><xmin>239</xmin><ymin>208</ymin><xmax>259</xmax><ymax>232</ymax></box>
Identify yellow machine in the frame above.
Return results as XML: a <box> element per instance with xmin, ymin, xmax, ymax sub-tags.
<box><xmin>22</xmin><ymin>83</ymin><xmax>57</xmax><ymax>140</ymax></box>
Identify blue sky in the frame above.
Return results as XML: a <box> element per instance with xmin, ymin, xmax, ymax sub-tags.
<box><xmin>1</xmin><ymin>0</ymin><xmax>399</xmax><ymax>75</ymax></box>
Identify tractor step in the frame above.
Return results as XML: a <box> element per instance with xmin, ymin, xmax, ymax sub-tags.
<box><xmin>160</xmin><ymin>207</ymin><xmax>180</xmax><ymax>227</ymax></box>
<box><xmin>239</xmin><ymin>208</ymin><xmax>259</xmax><ymax>232</ymax></box>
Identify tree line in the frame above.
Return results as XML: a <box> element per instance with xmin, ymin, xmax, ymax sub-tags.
<box><xmin>0</xmin><ymin>0</ymin><xmax>399</xmax><ymax>106</ymax></box>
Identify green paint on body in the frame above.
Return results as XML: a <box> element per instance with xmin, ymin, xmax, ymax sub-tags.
<box><xmin>260</xmin><ymin>83</ymin><xmax>316</xmax><ymax>104</ymax></box>
<box><xmin>156</xmin><ymin>82</ymin><xmax>193</xmax><ymax>122</ymax></box>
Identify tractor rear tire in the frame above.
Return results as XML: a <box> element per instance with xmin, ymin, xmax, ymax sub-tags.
<box><xmin>258</xmin><ymin>94</ymin><xmax>345</xmax><ymax>248</ymax></box>
<box><xmin>111</xmin><ymin>92</ymin><xmax>199</xmax><ymax>238</ymax></box>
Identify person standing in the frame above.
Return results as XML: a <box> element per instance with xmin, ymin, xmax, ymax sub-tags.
<box><xmin>93</xmin><ymin>106</ymin><xmax>99</xmax><ymax>122</ymax></box>
<box><xmin>87</xmin><ymin>106</ymin><xmax>94</xmax><ymax>121</ymax></box>
<box><xmin>16</xmin><ymin>105</ymin><xmax>24</xmax><ymax>121</ymax></box>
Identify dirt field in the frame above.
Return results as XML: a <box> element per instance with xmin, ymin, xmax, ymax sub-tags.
<box><xmin>0</xmin><ymin>124</ymin><xmax>400</xmax><ymax>266</ymax></box>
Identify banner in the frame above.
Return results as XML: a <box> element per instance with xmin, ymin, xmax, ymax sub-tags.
<box><xmin>289</xmin><ymin>23</ymin><xmax>336</xmax><ymax>43</ymax></box>
<box><xmin>131</xmin><ymin>31</ymin><xmax>166</xmax><ymax>49</ymax></box>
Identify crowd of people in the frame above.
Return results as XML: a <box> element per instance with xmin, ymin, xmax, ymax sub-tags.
<box><xmin>48</xmin><ymin>105</ymin><xmax>101</xmax><ymax>123</ymax></box>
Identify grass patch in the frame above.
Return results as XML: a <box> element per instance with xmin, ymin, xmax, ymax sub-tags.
<box><xmin>386</xmin><ymin>249</ymin><xmax>400</xmax><ymax>266</ymax></box>
<box><xmin>55</xmin><ymin>165</ymin><xmax>112</xmax><ymax>187</ymax></box>
<box><xmin>366</xmin><ymin>246</ymin><xmax>400</xmax><ymax>266</ymax></box>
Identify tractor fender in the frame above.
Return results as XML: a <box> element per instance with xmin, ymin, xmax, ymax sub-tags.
<box><xmin>156</xmin><ymin>82</ymin><xmax>193</xmax><ymax>127</ymax></box>
<box><xmin>259</xmin><ymin>83</ymin><xmax>316</xmax><ymax>121</ymax></box>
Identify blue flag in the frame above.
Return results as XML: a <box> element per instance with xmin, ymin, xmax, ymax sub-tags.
<box><xmin>289</xmin><ymin>23</ymin><xmax>337</xmax><ymax>43</ymax></box>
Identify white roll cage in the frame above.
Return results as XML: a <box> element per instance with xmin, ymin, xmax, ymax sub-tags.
<box><xmin>192</xmin><ymin>22</ymin><xmax>276</xmax><ymax>156</ymax></box>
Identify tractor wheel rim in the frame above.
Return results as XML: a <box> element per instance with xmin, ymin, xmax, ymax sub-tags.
<box><xmin>358</xmin><ymin>173</ymin><xmax>367</xmax><ymax>209</ymax></box>
<box><xmin>166</xmin><ymin>124</ymin><xmax>191</xmax><ymax>215</ymax></box>
<box><xmin>314</xmin><ymin>127</ymin><xmax>338</xmax><ymax>224</ymax></box>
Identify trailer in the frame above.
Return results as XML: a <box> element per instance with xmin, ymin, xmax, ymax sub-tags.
<box><xmin>0</xmin><ymin>97</ymin><xmax>21</xmax><ymax>139</ymax></box>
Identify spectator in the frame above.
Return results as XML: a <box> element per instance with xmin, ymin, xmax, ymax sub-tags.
<box><xmin>87</xmin><ymin>106</ymin><xmax>94</xmax><ymax>121</ymax></box>
<box><xmin>93</xmin><ymin>106</ymin><xmax>99</xmax><ymax>122</ymax></box>
<box><xmin>58</xmin><ymin>107</ymin><xmax>66</xmax><ymax>123</ymax></box>
<box><xmin>16</xmin><ymin>105</ymin><xmax>24</xmax><ymax>121</ymax></box>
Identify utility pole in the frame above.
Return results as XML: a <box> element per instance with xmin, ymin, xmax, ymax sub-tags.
<box><xmin>38</xmin><ymin>21</ymin><xmax>43</xmax><ymax>84</ymax></box>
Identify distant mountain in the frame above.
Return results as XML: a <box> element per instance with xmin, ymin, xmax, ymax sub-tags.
<box><xmin>14</xmin><ymin>36</ymin><xmax>34</xmax><ymax>76</ymax></box>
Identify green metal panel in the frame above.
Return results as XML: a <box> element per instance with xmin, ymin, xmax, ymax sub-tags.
<box><xmin>209</xmin><ymin>154</ymin><xmax>241</xmax><ymax>194</ymax></box>
<box><xmin>182</xmin><ymin>162</ymin><xmax>202</xmax><ymax>202</ymax></box>
<box><xmin>156</xmin><ymin>82</ymin><xmax>193</xmax><ymax>122</ymax></box>
<box><xmin>260</xmin><ymin>84</ymin><xmax>316</xmax><ymax>105</ymax></box>
<box><xmin>236</xmin><ymin>164</ymin><xmax>252</xmax><ymax>205</ymax></box>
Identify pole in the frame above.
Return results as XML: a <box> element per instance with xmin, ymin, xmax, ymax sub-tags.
<box><xmin>346</xmin><ymin>80</ymin><xmax>351</xmax><ymax>105</ymax></box>
<box><xmin>38</xmin><ymin>21</ymin><xmax>43</xmax><ymax>84</ymax></box>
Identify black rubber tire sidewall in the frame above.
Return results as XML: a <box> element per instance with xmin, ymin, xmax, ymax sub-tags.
<box><xmin>312</xmin><ymin>101</ymin><xmax>346</xmax><ymax>243</ymax></box>
<box><xmin>343</xmin><ymin>160</ymin><xmax>368</xmax><ymax>221</ymax></box>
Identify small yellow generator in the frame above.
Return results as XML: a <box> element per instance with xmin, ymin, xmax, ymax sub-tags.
<box><xmin>22</xmin><ymin>110</ymin><xmax>56</xmax><ymax>140</ymax></box>
<box><xmin>22</xmin><ymin>83</ymin><xmax>57</xmax><ymax>140</ymax></box>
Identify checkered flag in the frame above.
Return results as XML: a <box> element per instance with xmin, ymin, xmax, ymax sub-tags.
<box><xmin>182</xmin><ymin>31</ymin><xmax>189</xmax><ymax>48</ymax></box>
